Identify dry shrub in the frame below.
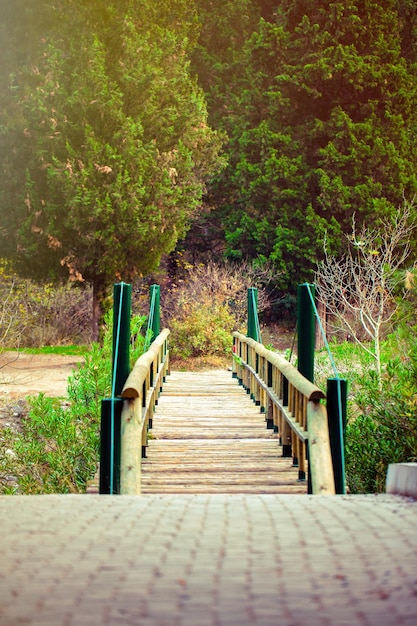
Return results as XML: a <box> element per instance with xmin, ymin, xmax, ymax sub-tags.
<box><xmin>161</xmin><ymin>261</ymin><xmax>268</xmax><ymax>359</ymax></box>
<box><xmin>0</xmin><ymin>262</ymin><xmax>92</xmax><ymax>348</ymax></box>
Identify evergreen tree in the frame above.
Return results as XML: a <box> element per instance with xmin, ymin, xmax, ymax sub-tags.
<box><xmin>0</xmin><ymin>0</ymin><xmax>224</xmax><ymax>337</ymax></box>
<box><xmin>193</xmin><ymin>0</ymin><xmax>417</xmax><ymax>291</ymax></box>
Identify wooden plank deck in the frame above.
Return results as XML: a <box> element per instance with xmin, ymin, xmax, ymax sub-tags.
<box><xmin>141</xmin><ymin>369</ymin><xmax>307</xmax><ymax>494</ymax></box>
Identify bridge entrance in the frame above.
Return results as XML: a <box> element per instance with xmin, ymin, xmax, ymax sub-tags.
<box><xmin>141</xmin><ymin>369</ymin><xmax>305</xmax><ymax>495</ymax></box>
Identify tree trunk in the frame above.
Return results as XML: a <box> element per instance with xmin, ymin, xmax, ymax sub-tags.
<box><xmin>92</xmin><ymin>276</ymin><xmax>110</xmax><ymax>343</ymax></box>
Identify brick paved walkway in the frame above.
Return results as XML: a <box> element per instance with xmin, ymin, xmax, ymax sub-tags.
<box><xmin>0</xmin><ymin>494</ymin><xmax>416</xmax><ymax>625</ymax></box>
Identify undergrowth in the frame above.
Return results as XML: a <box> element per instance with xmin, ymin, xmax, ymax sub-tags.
<box><xmin>133</xmin><ymin>261</ymin><xmax>269</xmax><ymax>360</ymax></box>
<box><xmin>345</xmin><ymin>339</ymin><xmax>417</xmax><ymax>493</ymax></box>
<box><xmin>0</xmin><ymin>314</ymin><xmax>146</xmax><ymax>494</ymax></box>
<box><xmin>0</xmin><ymin>260</ymin><xmax>92</xmax><ymax>348</ymax></box>
<box><xmin>314</xmin><ymin>332</ymin><xmax>417</xmax><ymax>494</ymax></box>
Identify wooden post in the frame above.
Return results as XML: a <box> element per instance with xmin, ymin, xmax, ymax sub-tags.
<box><xmin>307</xmin><ymin>400</ymin><xmax>335</xmax><ymax>495</ymax></box>
<box><xmin>281</xmin><ymin>418</ymin><xmax>293</xmax><ymax>457</ymax></box>
<box><xmin>120</xmin><ymin>399</ymin><xmax>142</xmax><ymax>495</ymax></box>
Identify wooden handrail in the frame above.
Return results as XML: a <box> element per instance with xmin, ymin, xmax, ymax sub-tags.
<box><xmin>119</xmin><ymin>328</ymin><xmax>170</xmax><ymax>495</ymax></box>
<box><xmin>232</xmin><ymin>331</ymin><xmax>335</xmax><ymax>495</ymax></box>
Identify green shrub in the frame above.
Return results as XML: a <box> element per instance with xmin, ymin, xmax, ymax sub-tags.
<box><xmin>313</xmin><ymin>324</ymin><xmax>417</xmax><ymax>494</ymax></box>
<box><xmin>160</xmin><ymin>261</ymin><xmax>267</xmax><ymax>359</ymax></box>
<box><xmin>169</xmin><ymin>298</ymin><xmax>235</xmax><ymax>359</ymax></box>
<box><xmin>345</xmin><ymin>346</ymin><xmax>417</xmax><ymax>493</ymax></box>
<box><xmin>0</xmin><ymin>314</ymin><xmax>146</xmax><ymax>494</ymax></box>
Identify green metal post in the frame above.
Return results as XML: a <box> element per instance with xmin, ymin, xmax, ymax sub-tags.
<box><xmin>99</xmin><ymin>397</ymin><xmax>123</xmax><ymax>494</ymax></box>
<box><xmin>297</xmin><ymin>283</ymin><xmax>315</xmax><ymax>383</ymax></box>
<box><xmin>266</xmin><ymin>362</ymin><xmax>273</xmax><ymax>428</ymax></box>
<box><xmin>150</xmin><ymin>284</ymin><xmax>161</xmax><ymax>342</ymax></box>
<box><xmin>100</xmin><ymin>282</ymin><xmax>131</xmax><ymax>495</ymax></box>
<box><xmin>327</xmin><ymin>378</ymin><xmax>348</xmax><ymax>494</ymax></box>
<box><xmin>112</xmin><ymin>282</ymin><xmax>131</xmax><ymax>397</ymax></box>
<box><xmin>232</xmin><ymin>336</ymin><xmax>238</xmax><ymax>379</ymax></box>
<box><xmin>247</xmin><ymin>287</ymin><xmax>259</xmax><ymax>341</ymax></box>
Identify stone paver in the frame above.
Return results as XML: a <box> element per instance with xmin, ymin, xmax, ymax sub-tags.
<box><xmin>0</xmin><ymin>494</ymin><xmax>416</xmax><ymax>625</ymax></box>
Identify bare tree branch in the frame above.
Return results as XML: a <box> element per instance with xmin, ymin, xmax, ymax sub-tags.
<box><xmin>315</xmin><ymin>198</ymin><xmax>416</xmax><ymax>385</ymax></box>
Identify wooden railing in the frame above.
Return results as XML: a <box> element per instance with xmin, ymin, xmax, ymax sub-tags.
<box><xmin>119</xmin><ymin>329</ymin><xmax>170</xmax><ymax>495</ymax></box>
<box><xmin>232</xmin><ymin>332</ymin><xmax>335</xmax><ymax>495</ymax></box>
<box><xmin>114</xmin><ymin>327</ymin><xmax>334</xmax><ymax>495</ymax></box>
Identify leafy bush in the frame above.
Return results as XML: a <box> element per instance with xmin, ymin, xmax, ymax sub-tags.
<box><xmin>0</xmin><ymin>314</ymin><xmax>146</xmax><ymax>494</ymax></box>
<box><xmin>313</xmin><ymin>325</ymin><xmax>417</xmax><ymax>494</ymax></box>
<box><xmin>314</xmin><ymin>340</ymin><xmax>376</xmax><ymax>394</ymax></box>
<box><xmin>345</xmin><ymin>346</ymin><xmax>417</xmax><ymax>493</ymax></box>
<box><xmin>169</xmin><ymin>298</ymin><xmax>236</xmax><ymax>359</ymax></box>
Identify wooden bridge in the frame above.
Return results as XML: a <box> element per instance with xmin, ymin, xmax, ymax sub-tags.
<box><xmin>99</xmin><ymin>328</ymin><xmax>336</xmax><ymax>497</ymax></box>
<box><xmin>140</xmin><ymin>369</ymin><xmax>305</xmax><ymax>495</ymax></box>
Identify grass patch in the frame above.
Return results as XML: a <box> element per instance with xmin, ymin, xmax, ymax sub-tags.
<box><xmin>18</xmin><ymin>345</ymin><xmax>90</xmax><ymax>356</ymax></box>
<box><xmin>314</xmin><ymin>340</ymin><xmax>377</xmax><ymax>394</ymax></box>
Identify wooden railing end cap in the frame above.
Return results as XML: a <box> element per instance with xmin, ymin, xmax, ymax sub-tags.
<box><xmin>308</xmin><ymin>389</ymin><xmax>326</xmax><ymax>402</ymax></box>
<box><xmin>121</xmin><ymin>388</ymin><xmax>139</xmax><ymax>399</ymax></box>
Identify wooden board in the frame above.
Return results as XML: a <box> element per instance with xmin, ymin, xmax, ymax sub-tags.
<box><xmin>141</xmin><ymin>369</ymin><xmax>308</xmax><ymax>495</ymax></box>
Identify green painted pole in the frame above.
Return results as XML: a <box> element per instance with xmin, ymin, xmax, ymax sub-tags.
<box><xmin>99</xmin><ymin>397</ymin><xmax>123</xmax><ymax>494</ymax></box>
<box><xmin>100</xmin><ymin>283</ymin><xmax>131</xmax><ymax>495</ymax></box>
<box><xmin>297</xmin><ymin>283</ymin><xmax>315</xmax><ymax>383</ymax></box>
<box><xmin>150</xmin><ymin>284</ymin><xmax>161</xmax><ymax>342</ymax></box>
<box><xmin>112</xmin><ymin>282</ymin><xmax>131</xmax><ymax>397</ymax></box>
<box><xmin>327</xmin><ymin>378</ymin><xmax>348</xmax><ymax>494</ymax></box>
<box><xmin>297</xmin><ymin>283</ymin><xmax>315</xmax><ymax>494</ymax></box>
<box><xmin>247</xmin><ymin>287</ymin><xmax>259</xmax><ymax>341</ymax></box>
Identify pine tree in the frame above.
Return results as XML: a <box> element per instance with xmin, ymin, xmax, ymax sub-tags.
<box><xmin>193</xmin><ymin>0</ymin><xmax>417</xmax><ymax>290</ymax></box>
<box><xmin>0</xmin><ymin>0</ymin><xmax>224</xmax><ymax>337</ymax></box>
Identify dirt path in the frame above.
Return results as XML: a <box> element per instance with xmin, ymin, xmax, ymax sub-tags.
<box><xmin>0</xmin><ymin>351</ymin><xmax>84</xmax><ymax>398</ymax></box>
<box><xmin>0</xmin><ymin>352</ymin><xmax>84</xmax><ymax>434</ymax></box>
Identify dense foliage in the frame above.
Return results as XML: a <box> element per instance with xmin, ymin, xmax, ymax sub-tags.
<box><xmin>160</xmin><ymin>261</ymin><xmax>269</xmax><ymax>359</ymax></box>
<box><xmin>346</xmin><ymin>343</ymin><xmax>417</xmax><ymax>493</ymax></box>
<box><xmin>2</xmin><ymin>1</ymin><xmax>417</xmax><ymax>308</ymax></box>
<box><xmin>0</xmin><ymin>261</ymin><xmax>91</xmax><ymax>347</ymax></box>
<box><xmin>0</xmin><ymin>0</ymin><xmax>224</xmax><ymax>336</ymax></box>
<box><xmin>315</xmin><ymin>330</ymin><xmax>417</xmax><ymax>494</ymax></box>
<box><xmin>187</xmin><ymin>0</ymin><xmax>417</xmax><ymax>294</ymax></box>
